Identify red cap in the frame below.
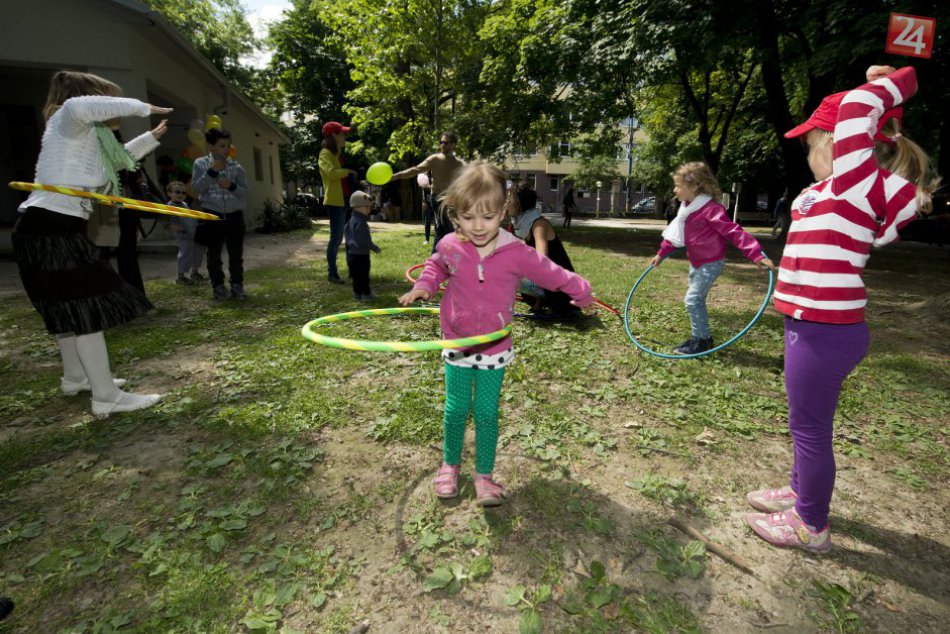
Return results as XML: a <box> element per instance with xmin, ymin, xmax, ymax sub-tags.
<box><xmin>785</xmin><ymin>91</ymin><xmax>903</xmax><ymax>142</ymax></box>
<box><xmin>322</xmin><ymin>121</ymin><xmax>351</xmax><ymax>136</ymax></box>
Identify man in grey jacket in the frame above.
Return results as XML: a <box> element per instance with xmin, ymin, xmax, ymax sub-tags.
<box><xmin>192</xmin><ymin>128</ymin><xmax>249</xmax><ymax>299</ymax></box>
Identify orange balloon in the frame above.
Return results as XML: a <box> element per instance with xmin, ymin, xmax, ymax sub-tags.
<box><xmin>228</xmin><ymin>145</ymin><xmax>238</xmax><ymax>159</ymax></box>
<box><xmin>185</xmin><ymin>144</ymin><xmax>204</xmax><ymax>160</ymax></box>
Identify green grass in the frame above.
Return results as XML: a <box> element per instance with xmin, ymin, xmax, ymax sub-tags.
<box><xmin>1</xmin><ymin>223</ymin><xmax>948</xmax><ymax>632</ymax></box>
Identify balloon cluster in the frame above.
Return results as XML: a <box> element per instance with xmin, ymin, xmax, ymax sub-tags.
<box><xmin>177</xmin><ymin>115</ymin><xmax>237</xmax><ymax>174</ymax></box>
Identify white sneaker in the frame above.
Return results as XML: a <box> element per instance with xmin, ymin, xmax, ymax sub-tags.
<box><xmin>61</xmin><ymin>377</ymin><xmax>126</xmax><ymax>396</ymax></box>
<box><xmin>91</xmin><ymin>391</ymin><xmax>162</xmax><ymax>417</ymax></box>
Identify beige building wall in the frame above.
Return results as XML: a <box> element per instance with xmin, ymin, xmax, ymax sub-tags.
<box><xmin>0</xmin><ymin>0</ymin><xmax>286</xmax><ymax>230</ymax></box>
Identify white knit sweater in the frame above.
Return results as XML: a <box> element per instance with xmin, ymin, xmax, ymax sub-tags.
<box><xmin>21</xmin><ymin>96</ymin><xmax>161</xmax><ymax>219</ymax></box>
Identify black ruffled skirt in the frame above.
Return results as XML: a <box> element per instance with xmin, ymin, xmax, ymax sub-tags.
<box><xmin>12</xmin><ymin>207</ymin><xmax>153</xmax><ymax>335</ymax></box>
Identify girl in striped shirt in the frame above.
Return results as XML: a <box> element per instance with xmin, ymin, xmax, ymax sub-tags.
<box><xmin>745</xmin><ymin>65</ymin><xmax>939</xmax><ymax>552</ymax></box>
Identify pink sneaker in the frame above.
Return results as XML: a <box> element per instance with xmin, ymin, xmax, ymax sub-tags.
<box><xmin>747</xmin><ymin>485</ymin><xmax>797</xmax><ymax>513</ymax></box>
<box><xmin>745</xmin><ymin>509</ymin><xmax>831</xmax><ymax>553</ymax></box>
<box><xmin>433</xmin><ymin>464</ymin><xmax>460</xmax><ymax>499</ymax></box>
<box><xmin>474</xmin><ymin>474</ymin><xmax>508</xmax><ymax>507</ymax></box>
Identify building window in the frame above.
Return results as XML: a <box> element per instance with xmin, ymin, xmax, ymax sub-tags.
<box><xmin>253</xmin><ymin>146</ymin><xmax>263</xmax><ymax>181</ymax></box>
<box><xmin>557</xmin><ymin>141</ymin><xmax>571</xmax><ymax>157</ymax></box>
<box><xmin>578</xmin><ymin>189</ymin><xmax>589</xmax><ymax>199</ymax></box>
<box><xmin>507</xmin><ymin>171</ymin><xmax>521</xmax><ymax>184</ymax></box>
<box><xmin>526</xmin><ymin>173</ymin><xmax>536</xmax><ymax>189</ymax></box>
<box><xmin>550</xmin><ymin>176</ymin><xmax>559</xmax><ymax>192</ymax></box>
<box><xmin>268</xmin><ymin>154</ymin><xmax>274</xmax><ymax>185</ymax></box>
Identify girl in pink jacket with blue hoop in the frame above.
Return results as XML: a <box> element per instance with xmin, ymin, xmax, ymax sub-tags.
<box><xmin>650</xmin><ymin>162</ymin><xmax>774</xmax><ymax>355</ymax></box>
<box><xmin>400</xmin><ymin>161</ymin><xmax>594</xmax><ymax>507</ymax></box>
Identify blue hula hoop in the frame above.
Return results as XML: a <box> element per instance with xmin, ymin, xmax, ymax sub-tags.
<box><xmin>623</xmin><ymin>251</ymin><xmax>775</xmax><ymax>359</ymax></box>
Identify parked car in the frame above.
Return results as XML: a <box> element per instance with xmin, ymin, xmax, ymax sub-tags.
<box><xmin>630</xmin><ymin>196</ymin><xmax>656</xmax><ymax>214</ymax></box>
<box><xmin>293</xmin><ymin>193</ymin><xmax>323</xmax><ymax>217</ymax></box>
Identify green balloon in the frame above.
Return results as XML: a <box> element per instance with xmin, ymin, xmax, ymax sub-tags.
<box><xmin>366</xmin><ymin>162</ymin><xmax>393</xmax><ymax>186</ymax></box>
<box><xmin>176</xmin><ymin>158</ymin><xmax>193</xmax><ymax>174</ymax></box>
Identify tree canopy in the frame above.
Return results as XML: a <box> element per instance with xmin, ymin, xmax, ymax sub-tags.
<box><xmin>149</xmin><ymin>0</ymin><xmax>949</xmax><ymax>193</ymax></box>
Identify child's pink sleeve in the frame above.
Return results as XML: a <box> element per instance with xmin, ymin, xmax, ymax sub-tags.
<box><xmin>518</xmin><ymin>245</ymin><xmax>593</xmax><ymax>307</ymax></box>
<box><xmin>707</xmin><ymin>208</ymin><xmax>765</xmax><ymax>262</ymax></box>
<box><xmin>413</xmin><ymin>250</ymin><xmax>449</xmax><ymax>296</ymax></box>
<box><xmin>657</xmin><ymin>239</ymin><xmax>678</xmax><ymax>259</ymax></box>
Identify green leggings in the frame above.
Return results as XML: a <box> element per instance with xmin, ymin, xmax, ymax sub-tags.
<box><xmin>443</xmin><ymin>363</ymin><xmax>506</xmax><ymax>474</ymax></box>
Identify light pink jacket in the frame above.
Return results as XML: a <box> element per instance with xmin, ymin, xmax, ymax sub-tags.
<box><xmin>414</xmin><ymin>230</ymin><xmax>594</xmax><ymax>355</ymax></box>
<box><xmin>657</xmin><ymin>200</ymin><xmax>765</xmax><ymax>267</ymax></box>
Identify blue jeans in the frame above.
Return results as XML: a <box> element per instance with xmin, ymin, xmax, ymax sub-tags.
<box><xmin>684</xmin><ymin>258</ymin><xmax>724</xmax><ymax>339</ymax></box>
<box><xmin>326</xmin><ymin>205</ymin><xmax>346</xmax><ymax>277</ymax></box>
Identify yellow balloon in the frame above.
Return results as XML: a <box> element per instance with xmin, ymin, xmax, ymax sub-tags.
<box><xmin>367</xmin><ymin>162</ymin><xmax>393</xmax><ymax>186</ymax></box>
<box><xmin>187</xmin><ymin>128</ymin><xmax>205</xmax><ymax>147</ymax></box>
<box><xmin>205</xmin><ymin>115</ymin><xmax>223</xmax><ymax>130</ymax></box>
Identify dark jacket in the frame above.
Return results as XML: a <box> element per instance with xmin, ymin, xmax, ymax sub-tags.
<box><xmin>344</xmin><ymin>212</ymin><xmax>380</xmax><ymax>255</ymax></box>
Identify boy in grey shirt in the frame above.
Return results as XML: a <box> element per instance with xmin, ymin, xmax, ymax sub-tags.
<box><xmin>192</xmin><ymin>128</ymin><xmax>249</xmax><ymax>299</ymax></box>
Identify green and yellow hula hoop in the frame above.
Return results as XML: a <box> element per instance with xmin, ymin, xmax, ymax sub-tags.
<box><xmin>8</xmin><ymin>182</ymin><xmax>220</xmax><ymax>221</ymax></box>
<box><xmin>301</xmin><ymin>307</ymin><xmax>511</xmax><ymax>352</ymax></box>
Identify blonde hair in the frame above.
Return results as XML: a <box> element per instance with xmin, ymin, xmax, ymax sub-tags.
<box><xmin>43</xmin><ymin>70</ymin><xmax>121</xmax><ymax>121</ymax></box>
<box><xmin>807</xmin><ymin>124</ymin><xmax>939</xmax><ymax>215</ymax></box>
<box><xmin>439</xmin><ymin>161</ymin><xmax>511</xmax><ymax>226</ymax></box>
<box><xmin>875</xmin><ymin>119</ymin><xmax>940</xmax><ymax>215</ymax></box>
<box><xmin>166</xmin><ymin>180</ymin><xmax>186</xmax><ymax>194</ymax></box>
<box><xmin>673</xmin><ymin>162</ymin><xmax>722</xmax><ymax>199</ymax></box>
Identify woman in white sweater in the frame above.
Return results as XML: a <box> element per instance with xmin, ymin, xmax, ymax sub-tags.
<box><xmin>12</xmin><ymin>71</ymin><xmax>171</xmax><ymax>416</ymax></box>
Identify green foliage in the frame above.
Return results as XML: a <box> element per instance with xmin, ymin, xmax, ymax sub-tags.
<box><xmin>257</xmin><ymin>199</ymin><xmax>312</xmax><ymax>234</ymax></box>
<box><xmin>809</xmin><ymin>579</ymin><xmax>864</xmax><ymax>633</ymax></box>
<box><xmin>639</xmin><ymin>530</ymin><xmax>706</xmax><ymax>581</ymax></box>
<box><xmin>626</xmin><ymin>475</ymin><xmax>701</xmax><ymax>509</ymax></box>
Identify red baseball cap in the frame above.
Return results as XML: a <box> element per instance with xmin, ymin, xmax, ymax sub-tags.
<box><xmin>785</xmin><ymin>91</ymin><xmax>902</xmax><ymax>142</ymax></box>
<box><xmin>322</xmin><ymin>121</ymin><xmax>351</xmax><ymax>136</ymax></box>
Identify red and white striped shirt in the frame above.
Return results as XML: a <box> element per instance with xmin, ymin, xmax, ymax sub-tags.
<box><xmin>774</xmin><ymin>67</ymin><xmax>920</xmax><ymax>324</ymax></box>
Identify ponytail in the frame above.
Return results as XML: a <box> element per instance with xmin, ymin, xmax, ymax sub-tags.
<box><xmin>876</xmin><ymin>119</ymin><xmax>941</xmax><ymax>215</ymax></box>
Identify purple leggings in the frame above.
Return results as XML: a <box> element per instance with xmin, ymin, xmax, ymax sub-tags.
<box><xmin>785</xmin><ymin>317</ymin><xmax>869</xmax><ymax>529</ymax></box>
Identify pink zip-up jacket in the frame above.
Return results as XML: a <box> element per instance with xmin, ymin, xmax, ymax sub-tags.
<box><xmin>414</xmin><ymin>230</ymin><xmax>594</xmax><ymax>355</ymax></box>
<box><xmin>657</xmin><ymin>200</ymin><xmax>765</xmax><ymax>267</ymax></box>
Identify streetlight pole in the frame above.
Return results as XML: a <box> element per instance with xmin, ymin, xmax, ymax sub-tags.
<box><xmin>596</xmin><ymin>180</ymin><xmax>602</xmax><ymax>219</ymax></box>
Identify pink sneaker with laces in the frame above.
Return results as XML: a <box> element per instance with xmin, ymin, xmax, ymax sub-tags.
<box><xmin>745</xmin><ymin>508</ymin><xmax>831</xmax><ymax>553</ymax></box>
<box><xmin>432</xmin><ymin>463</ymin><xmax>460</xmax><ymax>499</ymax></box>
<box><xmin>474</xmin><ymin>474</ymin><xmax>508</xmax><ymax>508</ymax></box>
<box><xmin>747</xmin><ymin>485</ymin><xmax>797</xmax><ymax>513</ymax></box>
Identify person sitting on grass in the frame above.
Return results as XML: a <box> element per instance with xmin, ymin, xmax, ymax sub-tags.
<box><xmin>510</xmin><ymin>183</ymin><xmax>582</xmax><ymax>319</ymax></box>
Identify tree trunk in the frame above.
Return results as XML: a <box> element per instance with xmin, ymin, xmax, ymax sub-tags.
<box><xmin>754</xmin><ymin>1</ymin><xmax>812</xmax><ymax>193</ymax></box>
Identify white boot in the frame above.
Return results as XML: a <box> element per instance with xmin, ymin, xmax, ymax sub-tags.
<box><xmin>75</xmin><ymin>332</ymin><xmax>161</xmax><ymax>417</ymax></box>
<box><xmin>58</xmin><ymin>333</ymin><xmax>125</xmax><ymax>395</ymax></box>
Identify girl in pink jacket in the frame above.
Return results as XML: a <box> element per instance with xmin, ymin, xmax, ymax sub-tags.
<box><xmin>400</xmin><ymin>161</ymin><xmax>594</xmax><ymax>507</ymax></box>
<box><xmin>650</xmin><ymin>162</ymin><xmax>774</xmax><ymax>354</ymax></box>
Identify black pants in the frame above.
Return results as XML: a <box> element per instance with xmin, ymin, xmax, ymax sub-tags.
<box><xmin>200</xmin><ymin>209</ymin><xmax>245</xmax><ymax>287</ymax></box>
<box><xmin>346</xmin><ymin>252</ymin><xmax>371</xmax><ymax>296</ymax></box>
<box><xmin>116</xmin><ymin>209</ymin><xmax>145</xmax><ymax>293</ymax></box>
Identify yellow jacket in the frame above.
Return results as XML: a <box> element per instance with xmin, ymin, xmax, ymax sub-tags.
<box><xmin>319</xmin><ymin>148</ymin><xmax>350</xmax><ymax>207</ymax></box>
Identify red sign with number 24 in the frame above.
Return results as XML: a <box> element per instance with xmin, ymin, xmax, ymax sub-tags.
<box><xmin>886</xmin><ymin>13</ymin><xmax>936</xmax><ymax>59</ymax></box>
